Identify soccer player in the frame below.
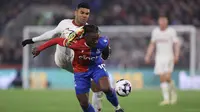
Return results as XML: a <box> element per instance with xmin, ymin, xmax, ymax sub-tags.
<box><xmin>21</xmin><ymin>2</ymin><xmax>106</xmax><ymax>111</ymax></box>
<box><xmin>145</xmin><ymin>16</ymin><xmax>180</xmax><ymax>105</ymax></box>
<box><xmin>32</xmin><ymin>25</ymin><xmax>124</xmax><ymax>112</ymax></box>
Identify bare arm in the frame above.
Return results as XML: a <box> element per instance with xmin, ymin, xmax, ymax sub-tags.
<box><xmin>174</xmin><ymin>42</ymin><xmax>180</xmax><ymax>58</ymax></box>
<box><xmin>145</xmin><ymin>42</ymin><xmax>155</xmax><ymax>64</ymax></box>
<box><xmin>101</xmin><ymin>45</ymin><xmax>111</xmax><ymax>60</ymax></box>
<box><xmin>172</xmin><ymin>28</ymin><xmax>180</xmax><ymax>63</ymax></box>
<box><xmin>146</xmin><ymin>42</ymin><xmax>155</xmax><ymax>58</ymax></box>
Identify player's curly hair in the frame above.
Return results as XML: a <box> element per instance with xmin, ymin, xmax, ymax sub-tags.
<box><xmin>82</xmin><ymin>25</ymin><xmax>99</xmax><ymax>36</ymax></box>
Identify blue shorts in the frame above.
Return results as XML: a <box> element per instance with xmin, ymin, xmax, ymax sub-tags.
<box><xmin>74</xmin><ymin>64</ymin><xmax>109</xmax><ymax>95</ymax></box>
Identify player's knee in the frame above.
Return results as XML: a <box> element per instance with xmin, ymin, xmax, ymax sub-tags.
<box><xmin>101</xmin><ymin>86</ymin><xmax>111</xmax><ymax>93</ymax></box>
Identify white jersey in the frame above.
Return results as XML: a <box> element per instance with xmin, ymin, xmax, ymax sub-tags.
<box><xmin>32</xmin><ymin>19</ymin><xmax>85</xmax><ymax>72</ymax></box>
<box><xmin>33</xmin><ymin>19</ymin><xmax>84</xmax><ymax>55</ymax></box>
<box><xmin>151</xmin><ymin>27</ymin><xmax>179</xmax><ymax>60</ymax></box>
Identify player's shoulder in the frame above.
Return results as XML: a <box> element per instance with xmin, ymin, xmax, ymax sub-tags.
<box><xmin>152</xmin><ymin>27</ymin><xmax>160</xmax><ymax>33</ymax></box>
<box><xmin>97</xmin><ymin>36</ymin><xmax>109</xmax><ymax>49</ymax></box>
<box><xmin>59</xmin><ymin>19</ymin><xmax>73</xmax><ymax>24</ymax></box>
<box><xmin>167</xmin><ymin>27</ymin><xmax>176</xmax><ymax>33</ymax></box>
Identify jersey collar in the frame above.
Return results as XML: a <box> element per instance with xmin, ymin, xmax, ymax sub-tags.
<box><xmin>72</xmin><ymin>20</ymin><xmax>84</xmax><ymax>27</ymax></box>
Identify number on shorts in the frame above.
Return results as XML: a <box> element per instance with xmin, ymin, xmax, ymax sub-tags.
<box><xmin>98</xmin><ymin>64</ymin><xmax>106</xmax><ymax>71</ymax></box>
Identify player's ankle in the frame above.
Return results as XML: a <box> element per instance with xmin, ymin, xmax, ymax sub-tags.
<box><xmin>115</xmin><ymin>105</ymin><xmax>121</xmax><ymax>110</ymax></box>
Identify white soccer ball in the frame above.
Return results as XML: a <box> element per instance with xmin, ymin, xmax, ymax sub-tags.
<box><xmin>115</xmin><ymin>79</ymin><xmax>132</xmax><ymax>97</ymax></box>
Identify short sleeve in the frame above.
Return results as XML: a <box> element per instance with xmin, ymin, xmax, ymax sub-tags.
<box><xmin>171</xmin><ymin>29</ymin><xmax>179</xmax><ymax>43</ymax></box>
<box><xmin>97</xmin><ymin>36</ymin><xmax>109</xmax><ymax>49</ymax></box>
<box><xmin>151</xmin><ymin>29</ymin><xmax>156</xmax><ymax>42</ymax></box>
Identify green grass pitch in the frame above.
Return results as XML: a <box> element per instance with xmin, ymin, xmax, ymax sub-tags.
<box><xmin>0</xmin><ymin>89</ymin><xmax>200</xmax><ymax>112</ymax></box>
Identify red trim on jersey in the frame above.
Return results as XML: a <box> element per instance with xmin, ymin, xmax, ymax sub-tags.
<box><xmin>37</xmin><ymin>37</ymin><xmax>66</xmax><ymax>52</ymax></box>
<box><xmin>72</xmin><ymin>20</ymin><xmax>84</xmax><ymax>27</ymax></box>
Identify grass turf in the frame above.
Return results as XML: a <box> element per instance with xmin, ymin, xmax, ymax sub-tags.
<box><xmin>0</xmin><ymin>89</ymin><xmax>200</xmax><ymax>112</ymax></box>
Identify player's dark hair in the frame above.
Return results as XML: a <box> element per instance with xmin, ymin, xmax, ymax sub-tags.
<box><xmin>77</xmin><ymin>2</ymin><xmax>90</xmax><ymax>10</ymax></box>
<box><xmin>83</xmin><ymin>25</ymin><xmax>99</xmax><ymax>36</ymax></box>
<box><xmin>158</xmin><ymin>14</ymin><xmax>167</xmax><ymax>19</ymax></box>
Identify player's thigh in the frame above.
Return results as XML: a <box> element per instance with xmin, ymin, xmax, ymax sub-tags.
<box><xmin>91</xmin><ymin>80</ymin><xmax>101</xmax><ymax>92</ymax></box>
<box><xmin>92</xmin><ymin>65</ymin><xmax>111</xmax><ymax>91</ymax></box>
<box><xmin>91</xmin><ymin>73</ymin><xmax>114</xmax><ymax>92</ymax></box>
<box><xmin>98</xmin><ymin>76</ymin><xmax>111</xmax><ymax>92</ymax></box>
<box><xmin>154</xmin><ymin>61</ymin><xmax>165</xmax><ymax>75</ymax></box>
<box><xmin>54</xmin><ymin>51</ymin><xmax>74</xmax><ymax>73</ymax></box>
<box><xmin>74</xmin><ymin>73</ymin><xmax>91</xmax><ymax>95</ymax></box>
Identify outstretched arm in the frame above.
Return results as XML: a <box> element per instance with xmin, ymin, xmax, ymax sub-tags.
<box><xmin>22</xmin><ymin>20</ymin><xmax>66</xmax><ymax>47</ymax></box>
<box><xmin>32</xmin><ymin>37</ymin><xmax>67</xmax><ymax>57</ymax></box>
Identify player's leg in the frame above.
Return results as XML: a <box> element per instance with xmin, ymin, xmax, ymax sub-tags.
<box><xmin>76</xmin><ymin>93</ymin><xmax>95</xmax><ymax>112</ymax></box>
<box><xmin>91</xmin><ymin>73</ymin><xmax>114</xmax><ymax>112</ymax></box>
<box><xmin>91</xmin><ymin>81</ymin><xmax>103</xmax><ymax>112</ymax></box>
<box><xmin>155</xmin><ymin>61</ymin><xmax>170</xmax><ymax>105</ymax></box>
<box><xmin>92</xmin><ymin>65</ymin><xmax>124</xmax><ymax>112</ymax></box>
<box><xmin>74</xmin><ymin>73</ymin><xmax>95</xmax><ymax>112</ymax></box>
<box><xmin>165</xmin><ymin>62</ymin><xmax>177</xmax><ymax>104</ymax></box>
<box><xmin>54</xmin><ymin>50</ymin><xmax>74</xmax><ymax>73</ymax></box>
<box><xmin>159</xmin><ymin>74</ymin><xmax>170</xmax><ymax>105</ymax></box>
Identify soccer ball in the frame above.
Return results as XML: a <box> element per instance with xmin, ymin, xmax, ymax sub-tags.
<box><xmin>115</xmin><ymin>79</ymin><xmax>132</xmax><ymax>97</ymax></box>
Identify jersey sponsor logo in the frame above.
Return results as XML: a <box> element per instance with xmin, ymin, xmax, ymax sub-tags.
<box><xmin>156</xmin><ymin>39</ymin><xmax>169</xmax><ymax>43</ymax></box>
<box><xmin>79</xmin><ymin>55</ymin><xmax>98</xmax><ymax>61</ymax></box>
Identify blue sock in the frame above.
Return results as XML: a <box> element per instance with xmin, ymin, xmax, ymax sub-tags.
<box><xmin>82</xmin><ymin>103</ymin><xmax>95</xmax><ymax>112</ymax></box>
<box><xmin>105</xmin><ymin>88</ymin><xmax>119</xmax><ymax>107</ymax></box>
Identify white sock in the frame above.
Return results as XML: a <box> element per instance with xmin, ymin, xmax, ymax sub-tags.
<box><xmin>115</xmin><ymin>105</ymin><xmax>121</xmax><ymax>110</ymax></box>
<box><xmin>160</xmin><ymin>82</ymin><xmax>169</xmax><ymax>101</ymax></box>
<box><xmin>92</xmin><ymin>91</ymin><xmax>104</xmax><ymax>112</ymax></box>
<box><xmin>169</xmin><ymin>80</ymin><xmax>176</xmax><ymax>93</ymax></box>
<box><xmin>169</xmin><ymin>80</ymin><xmax>177</xmax><ymax>101</ymax></box>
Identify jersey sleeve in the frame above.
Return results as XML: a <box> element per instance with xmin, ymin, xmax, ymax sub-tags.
<box><xmin>32</xmin><ymin>19</ymin><xmax>68</xmax><ymax>42</ymax></box>
<box><xmin>37</xmin><ymin>37</ymin><xmax>66</xmax><ymax>52</ymax></box>
<box><xmin>151</xmin><ymin>29</ymin><xmax>156</xmax><ymax>42</ymax></box>
<box><xmin>97</xmin><ymin>36</ymin><xmax>109</xmax><ymax>49</ymax></box>
<box><xmin>171</xmin><ymin>29</ymin><xmax>179</xmax><ymax>43</ymax></box>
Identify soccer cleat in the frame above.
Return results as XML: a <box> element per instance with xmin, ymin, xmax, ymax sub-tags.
<box><xmin>115</xmin><ymin>108</ymin><xmax>124</xmax><ymax>112</ymax></box>
<box><xmin>97</xmin><ymin>108</ymin><xmax>102</xmax><ymax>112</ymax></box>
<box><xmin>159</xmin><ymin>100</ymin><xmax>170</xmax><ymax>106</ymax></box>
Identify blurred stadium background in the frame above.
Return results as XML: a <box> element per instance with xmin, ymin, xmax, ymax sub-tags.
<box><xmin>0</xmin><ymin>0</ymin><xmax>200</xmax><ymax>112</ymax></box>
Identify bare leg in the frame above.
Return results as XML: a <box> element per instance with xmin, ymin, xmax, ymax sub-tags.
<box><xmin>91</xmin><ymin>80</ymin><xmax>103</xmax><ymax>112</ymax></box>
<box><xmin>76</xmin><ymin>93</ymin><xmax>95</xmax><ymax>112</ymax></box>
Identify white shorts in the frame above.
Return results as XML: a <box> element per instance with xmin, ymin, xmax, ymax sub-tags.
<box><xmin>54</xmin><ymin>47</ymin><xmax>74</xmax><ymax>73</ymax></box>
<box><xmin>154</xmin><ymin>58</ymin><xmax>174</xmax><ymax>75</ymax></box>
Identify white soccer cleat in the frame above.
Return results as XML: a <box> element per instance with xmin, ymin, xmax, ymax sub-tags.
<box><xmin>159</xmin><ymin>100</ymin><xmax>170</xmax><ymax>106</ymax></box>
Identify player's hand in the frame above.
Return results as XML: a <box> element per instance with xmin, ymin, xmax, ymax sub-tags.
<box><xmin>32</xmin><ymin>47</ymin><xmax>40</xmax><ymax>58</ymax></box>
<box><xmin>66</xmin><ymin>28</ymin><xmax>84</xmax><ymax>46</ymax></box>
<box><xmin>174</xmin><ymin>56</ymin><xmax>179</xmax><ymax>64</ymax></box>
<box><xmin>145</xmin><ymin>56</ymin><xmax>151</xmax><ymax>64</ymax></box>
<box><xmin>22</xmin><ymin>39</ymin><xmax>34</xmax><ymax>47</ymax></box>
<box><xmin>66</xmin><ymin>31</ymin><xmax>77</xmax><ymax>45</ymax></box>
